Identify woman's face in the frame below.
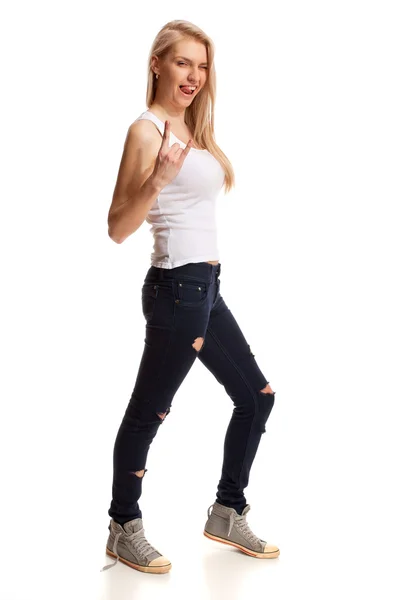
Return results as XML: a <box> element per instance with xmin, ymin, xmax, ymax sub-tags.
<box><xmin>154</xmin><ymin>38</ymin><xmax>209</xmax><ymax>105</ymax></box>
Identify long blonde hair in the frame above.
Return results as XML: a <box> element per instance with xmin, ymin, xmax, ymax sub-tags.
<box><xmin>146</xmin><ymin>20</ymin><xmax>235</xmax><ymax>195</ymax></box>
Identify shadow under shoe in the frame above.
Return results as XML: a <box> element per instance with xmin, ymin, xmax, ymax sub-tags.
<box><xmin>101</xmin><ymin>517</ymin><xmax>172</xmax><ymax>574</ymax></box>
<box><xmin>203</xmin><ymin>502</ymin><xmax>280</xmax><ymax>559</ymax></box>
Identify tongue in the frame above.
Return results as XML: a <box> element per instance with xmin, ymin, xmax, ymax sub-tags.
<box><xmin>181</xmin><ymin>86</ymin><xmax>192</xmax><ymax>94</ymax></box>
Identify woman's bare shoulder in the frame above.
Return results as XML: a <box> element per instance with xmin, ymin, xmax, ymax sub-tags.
<box><xmin>128</xmin><ymin>117</ymin><xmax>163</xmax><ymax>149</ymax></box>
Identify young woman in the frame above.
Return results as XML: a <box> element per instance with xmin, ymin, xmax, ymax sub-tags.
<box><xmin>102</xmin><ymin>20</ymin><xmax>279</xmax><ymax>574</ymax></box>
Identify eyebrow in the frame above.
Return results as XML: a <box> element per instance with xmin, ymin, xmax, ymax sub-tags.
<box><xmin>175</xmin><ymin>55</ymin><xmax>208</xmax><ymax>65</ymax></box>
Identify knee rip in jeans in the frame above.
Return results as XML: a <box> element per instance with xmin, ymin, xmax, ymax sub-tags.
<box><xmin>192</xmin><ymin>337</ymin><xmax>204</xmax><ymax>352</ymax></box>
<box><xmin>156</xmin><ymin>406</ymin><xmax>171</xmax><ymax>421</ymax></box>
<box><xmin>258</xmin><ymin>386</ymin><xmax>275</xmax><ymax>433</ymax></box>
<box><xmin>260</xmin><ymin>383</ymin><xmax>275</xmax><ymax>395</ymax></box>
<box><xmin>131</xmin><ymin>468</ymin><xmax>148</xmax><ymax>478</ymax></box>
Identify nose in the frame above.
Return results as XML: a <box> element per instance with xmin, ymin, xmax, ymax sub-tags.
<box><xmin>189</xmin><ymin>67</ymin><xmax>201</xmax><ymax>83</ymax></box>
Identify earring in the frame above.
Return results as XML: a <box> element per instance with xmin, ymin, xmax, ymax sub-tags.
<box><xmin>156</xmin><ymin>74</ymin><xmax>159</xmax><ymax>79</ymax></box>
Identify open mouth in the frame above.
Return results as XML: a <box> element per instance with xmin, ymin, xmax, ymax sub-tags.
<box><xmin>179</xmin><ymin>86</ymin><xmax>197</xmax><ymax>95</ymax></box>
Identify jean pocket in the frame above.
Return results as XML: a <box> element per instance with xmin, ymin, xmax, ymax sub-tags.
<box><xmin>214</xmin><ymin>277</ymin><xmax>221</xmax><ymax>304</ymax></box>
<box><xmin>174</xmin><ymin>279</ymin><xmax>208</xmax><ymax>308</ymax></box>
<box><xmin>141</xmin><ymin>283</ymin><xmax>158</xmax><ymax>321</ymax></box>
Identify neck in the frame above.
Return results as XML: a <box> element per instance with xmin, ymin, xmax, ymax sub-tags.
<box><xmin>149</xmin><ymin>102</ymin><xmax>186</xmax><ymax>124</ymax></box>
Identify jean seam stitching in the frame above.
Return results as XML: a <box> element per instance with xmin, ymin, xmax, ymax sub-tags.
<box><xmin>207</xmin><ymin>326</ymin><xmax>260</xmax><ymax>485</ymax></box>
<box><xmin>151</xmin><ymin>313</ymin><xmax>177</xmax><ymax>387</ymax></box>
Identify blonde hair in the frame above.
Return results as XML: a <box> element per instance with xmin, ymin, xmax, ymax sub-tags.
<box><xmin>145</xmin><ymin>20</ymin><xmax>235</xmax><ymax>194</ymax></box>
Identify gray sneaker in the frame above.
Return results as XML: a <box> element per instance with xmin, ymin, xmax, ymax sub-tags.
<box><xmin>204</xmin><ymin>501</ymin><xmax>280</xmax><ymax>558</ymax></box>
<box><xmin>100</xmin><ymin>517</ymin><xmax>172</xmax><ymax>574</ymax></box>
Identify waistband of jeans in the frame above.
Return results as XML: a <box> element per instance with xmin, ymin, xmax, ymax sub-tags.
<box><xmin>145</xmin><ymin>261</ymin><xmax>221</xmax><ymax>284</ymax></box>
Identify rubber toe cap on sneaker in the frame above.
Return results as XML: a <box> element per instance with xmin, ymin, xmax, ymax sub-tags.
<box><xmin>148</xmin><ymin>555</ymin><xmax>171</xmax><ymax>567</ymax></box>
<box><xmin>263</xmin><ymin>543</ymin><xmax>280</xmax><ymax>556</ymax></box>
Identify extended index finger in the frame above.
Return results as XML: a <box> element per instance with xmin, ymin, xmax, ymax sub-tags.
<box><xmin>161</xmin><ymin>120</ymin><xmax>170</xmax><ymax>150</ymax></box>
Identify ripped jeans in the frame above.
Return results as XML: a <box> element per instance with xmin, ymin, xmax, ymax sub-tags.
<box><xmin>108</xmin><ymin>261</ymin><xmax>275</xmax><ymax>523</ymax></box>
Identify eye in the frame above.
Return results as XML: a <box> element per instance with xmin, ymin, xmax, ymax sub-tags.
<box><xmin>177</xmin><ymin>61</ymin><xmax>208</xmax><ymax>69</ymax></box>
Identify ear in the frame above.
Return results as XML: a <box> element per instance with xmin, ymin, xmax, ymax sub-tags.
<box><xmin>150</xmin><ymin>55</ymin><xmax>159</xmax><ymax>77</ymax></box>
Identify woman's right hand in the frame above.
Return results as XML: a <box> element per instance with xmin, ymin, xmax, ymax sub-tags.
<box><xmin>151</xmin><ymin>121</ymin><xmax>193</xmax><ymax>189</ymax></box>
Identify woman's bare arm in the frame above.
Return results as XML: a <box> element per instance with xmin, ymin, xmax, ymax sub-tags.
<box><xmin>107</xmin><ymin>120</ymin><xmax>162</xmax><ymax>243</ymax></box>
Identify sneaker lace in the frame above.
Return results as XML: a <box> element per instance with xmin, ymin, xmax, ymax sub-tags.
<box><xmin>207</xmin><ymin>503</ymin><xmax>262</xmax><ymax>546</ymax></box>
<box><xmin>229</xmin><ymin>514</ymin><xmax>260</xmax><ymax>546</ymax></box>
<box><xmin>100</xmin><ymin>528</ymin><xmax>159</xmax><ymax>572</ymax></box>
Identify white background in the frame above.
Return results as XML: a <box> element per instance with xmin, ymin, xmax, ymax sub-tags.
<box><xmin>1</xmin><ymin>1</ymin><xmax>399</xmax><ymax>599</ymax></box>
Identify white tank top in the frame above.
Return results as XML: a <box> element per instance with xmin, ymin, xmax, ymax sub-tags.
<box><xmin>134</xmin><ymin>110</ymin><xmax>225</xmax><ymax>269</ymax></box>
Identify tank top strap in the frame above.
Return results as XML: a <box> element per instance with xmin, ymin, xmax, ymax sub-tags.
<box><xmin>135</xmin><ymin>110</ymin><xmax>184</xmax><ymax>147</ymax></box>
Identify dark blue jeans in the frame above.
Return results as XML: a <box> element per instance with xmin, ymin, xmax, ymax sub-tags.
<box><xmin>108</xmin><ymin>261</ymin><xmax>275</xmax><ymax>523</ymax></box>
